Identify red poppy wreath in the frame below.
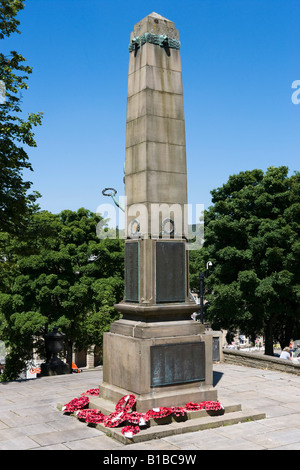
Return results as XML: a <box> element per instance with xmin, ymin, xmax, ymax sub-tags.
<box><xmin>85</xmin><ymin>409</ymin><xmax>106</xmax><ymax>424</ymax></box>
<box><xmin>103</xmin><ymin>411</ymin><xmax>128</xmax><ymax>428</ymax></box>
<box><xmin>62</xmin><ymin>396</ymin><xmax>89</xmax><ymax>413</ymax></box>
<box><xmin>146</xmin><ymin>407</ymin><xmax>172</xmax><ymax>419</ymax></box>
<box><xmin>82</xmin><ymin>388</ymin><xmax>99</xmax><ymax>396</ymax></box>
<box><xmin>121</xmin><ymin>425</ymin><xmax>140</xmax><ymax>438</ymax></box>
<box><xmin>170</xmin><ymin>406</ymin><xmax>186</xmax><ymax>417</ymax></box>
<box><xmin>126</xmin><ymin>411</ymin><xmax>149</xmax><ymax>426</ymax></box>
<box><xmin>115</xmin><ymin>394</ymin><xmax>136</xmax><ymax>413</ymax></box>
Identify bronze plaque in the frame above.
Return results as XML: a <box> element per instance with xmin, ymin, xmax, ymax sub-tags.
<box><xmin>125</xmin><ymin>242</ymin><xmax>139</xmax><ymax>302</ymax></box>
<box><xmin>156</xmin><ymin>241</ymin><xmax>186</xmax><ymax>303</ymax></box>
<box><xmin>150</xmin><ymin>342</ymin><xmax>205</xmax><ymax>387</ymax></box>
<box><xmin>213</xmin><ymin>337</ymin><xmax>220</xmax><ymax>362</ymax></box>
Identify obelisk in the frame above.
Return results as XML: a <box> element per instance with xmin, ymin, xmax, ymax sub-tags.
<box><xmin>118</xmin><ymin>12</ymin><xmax>197</xmax><ymax>320</ymax></box>
<box><xmin>100</xmin><ymin>13</ymin><xmax>217</xmax><ymax>412</ymax></box>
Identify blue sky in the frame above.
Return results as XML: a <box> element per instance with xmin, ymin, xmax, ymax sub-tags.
<box><xmin>2</xmin><ymin>0</ymin><xmax>299</xmax><ymax>221</ymax></box>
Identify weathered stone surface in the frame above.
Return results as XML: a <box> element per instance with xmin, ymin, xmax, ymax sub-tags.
<box><xmin>126</xmin><ymin>115</ymin><xmax>186</xmax><ymax>148</ymax></box>
<box><xmin>125</xmin><ymin>142</ymin><xmax>186</xmax><ymax>174</ymax></box>
<box><xmin>125</xmin><ymin>171</ymin><xmax>187</xmax><ymax>206</ymax></box>
<box><xmin>110</xmin><ymin>319</ymin><xmax>205</xmax><ymax>338</ymax></box>
<box><xmin>128</xmin><ymin>42</ymin><xmax>182</xmax><ymax>75</ymax></box>
<box><xmin>126</xmin><ymin>89</ymin><xmax>185</xmax><ymax>122</ymax></box>
<box><xmin>127</xmin><ymin>65</ymin><xmax>183</xmax><ymax>98</ymax></box>
<box><xmin>130</xmin><ymin>12</ymin><xmax>179</xmax><ymax>41</ymax></box>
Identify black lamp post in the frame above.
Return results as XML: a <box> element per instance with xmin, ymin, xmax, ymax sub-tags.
<box><xmin>198</xmin><ymin>261</ymin><xmax>213</xmax><ymax>324</ymax></box>
<box><xmin>199</xmin><ymin>272</ymin><xmax>205</xmax><ymax>324</ymax></box>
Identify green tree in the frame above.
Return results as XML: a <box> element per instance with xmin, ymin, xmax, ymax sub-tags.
<box><xmin>0</xmin><ymin>0</ymin><xmax>43</xmax><ymax>235</ymax></box>
<box><xmin>191</xmin><ymin>167</ymin><xmax>299</xmax><ymax>355</ymax></box>
<box><xmin>0</xmin><ymin>0</ymin><xmax>24</xmax><ymax>38</ymax></box>
<box><xmin>0</xmin><ymin>208</ymin><xmax>124</xmax><ymax>380</ymax></box>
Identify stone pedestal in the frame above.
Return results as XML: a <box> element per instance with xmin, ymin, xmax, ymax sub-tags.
<box><xmin>40</xmin><ymin>358</ymin><xmax>69</xmax><ymax>376</ymax></box>
<box><xmin>205</xmin><ymin>329</ymin><xmax>225</xmax><ymax>362</ymax></box>
<box><xmin>101</xmin><ymin>320</ymin><xmax>217</xmax><ymax>412</ymax></box>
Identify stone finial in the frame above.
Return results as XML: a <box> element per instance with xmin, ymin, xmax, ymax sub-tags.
<box><xmin>131</xmin><ymin>12</ymin><xmax>179</xmax><ymax>40</ymax></box>
<box><xmin>148</xmin><ymin>12</ymin><xmax>172</xmax><ymax>21</ymax></box>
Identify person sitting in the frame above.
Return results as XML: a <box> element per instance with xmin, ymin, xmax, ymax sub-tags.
<box><xmin>280</xmin><ymin>347</ymin><xmax>291</xmax><ymax>360</ymax></box>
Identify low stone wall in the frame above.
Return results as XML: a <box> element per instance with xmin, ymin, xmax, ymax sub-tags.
<box><xmin>223</xmin><ymin>349</ymin><xmax>300</xmax><ymax>375</ymax></box>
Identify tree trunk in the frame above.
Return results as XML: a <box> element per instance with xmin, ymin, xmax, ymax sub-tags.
<box><xmin>264</xmin><ymin>321</ymin><xmax>274</xmax><ymax>356</ymax></box>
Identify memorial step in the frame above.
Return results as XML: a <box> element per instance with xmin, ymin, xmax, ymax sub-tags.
<box><xmin>87</xmin><ymin>397</ymin><xmax>265</xmax><ymax>445</ymax></box>
<box><xmin>95</xmin><ymin>408</ymin><xmax>266</xmax><ymax>445</ymax></box>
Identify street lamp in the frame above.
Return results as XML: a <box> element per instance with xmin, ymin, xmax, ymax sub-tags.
<box><xmin>206</xmin><ymin>261</ymin><xmax>213</xmax><ymax>270</ymax></box>
<box><xmin>199</xmin><ymin>272</ymin><xmax>205</xmax><ymax>324</ymax></box>
<box><xmin>199</xmin><ymin>261</ymin><xmax>213</xmax><ymax>324</ymax></box>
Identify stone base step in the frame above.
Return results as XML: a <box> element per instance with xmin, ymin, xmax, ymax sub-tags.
<box><xmin>94</xmin><ymin>408</ymin><xmax>265</xmax><ymax>445</ymax></box>
<box><xmin>87</xmin><ymin>397</ymin><xmax>265</xmax><ymax>445</ymax></box>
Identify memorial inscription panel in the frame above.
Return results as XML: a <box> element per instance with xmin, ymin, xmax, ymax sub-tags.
<box><xmin>150</xmin><ymin>342</ymin><xmax>205</xmax><ymax>387</ymax></box>
<box><xmin>155</xmin><ymin>241</ymin><xmax>186</xmax><ymax>303</ymax></box>
<box><xmin>125</xmin><ymin>242</ymin><xmax>139</xmax><ymax>302</ymax></box>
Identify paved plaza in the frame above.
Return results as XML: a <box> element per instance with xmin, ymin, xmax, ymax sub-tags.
<box><xmin>1</xmin><ymin>362</ymin><xmax>300</xmax><ymax>450</ymax></box>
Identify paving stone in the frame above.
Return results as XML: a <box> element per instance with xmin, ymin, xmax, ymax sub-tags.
<box><xmin>1</xmin><ymin>364</ymin><xmax>300</xmax><ymax>450</ymax></box>
<box><xmin>65</xmin><ymin>435</ymin><xmax>124</xmax><ymax>450</ymax></box>
<box><xmin>0</xmin><ymin>434</ymin><xmax>40</xmax><ymax>450</ymax></box>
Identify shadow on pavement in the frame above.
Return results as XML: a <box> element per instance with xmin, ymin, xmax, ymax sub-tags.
<box><xmin>213</xmin><ymin>370</ymin><xmax>223</xmax><ymax>387</ymax></box>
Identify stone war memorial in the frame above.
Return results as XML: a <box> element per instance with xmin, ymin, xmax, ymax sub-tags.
<box><xmin>101</xmin><ymin>11</ymin><xmax>216</xmax><ymax>411</ymax></box>
<box><xmin>88</xmin><ymin>12</ymin><xmax>265</xmax><ymax>442</ymax></box>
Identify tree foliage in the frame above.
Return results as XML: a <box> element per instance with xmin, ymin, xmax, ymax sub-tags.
<box><xmin>191</xmin><ymin>166</ymin><xmax>299</xmax><ymax>355</ymax></box>
<box><xmin>0</xmin><ymin>209</ymin><xmax>124</xmax><ymax>380</ymax></box>
<box><xmin>0</xmin><ymin>0</ymin><xmax>43</xmax><ymax>234</ymax></box>
<box><xmin>0</xmin><ymin>0</ymin><xmax>24</xmax><ymax>39</ymax></box>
